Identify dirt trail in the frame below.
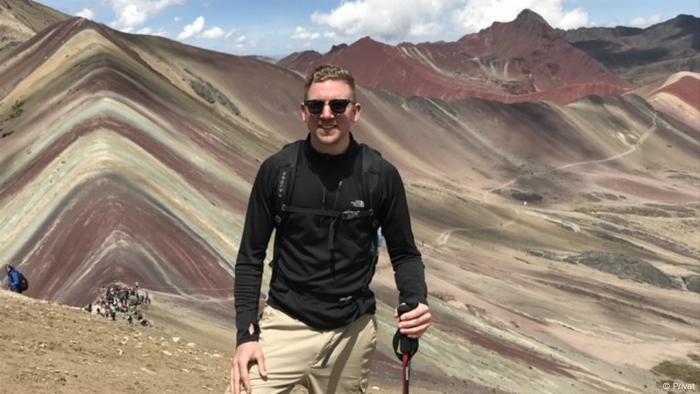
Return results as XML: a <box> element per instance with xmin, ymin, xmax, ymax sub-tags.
<box><xmin>433</xmin><ymin>113</ymin><xmax>659</xmax><ymax>247</ymax></box>
<box><xmin>482</xmin><ymin>113</ymin><xmax>658</xmax><ymax>205</ymax></box>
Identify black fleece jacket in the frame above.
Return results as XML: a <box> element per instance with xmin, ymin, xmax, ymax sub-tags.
<box><xmin>234</xmin><ymin>134</ymin><xmax>427</xmax><ymax>345</ymax></box>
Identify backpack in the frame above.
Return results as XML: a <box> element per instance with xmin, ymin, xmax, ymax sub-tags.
<box><xmin>272</xmin><ymin>140</ymin><xmax>384</xmax><ymax>255</ymax></box>
<box><xmin>19</xmin><ymin>272</ymin><xmax>28</xmax><ymax>292</ymax></box>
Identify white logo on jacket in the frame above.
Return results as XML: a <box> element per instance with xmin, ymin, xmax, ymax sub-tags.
<box><xmin>350</xmin><ymin>200</ymin><xmax>365</xmax><ymax>208</ymax></box>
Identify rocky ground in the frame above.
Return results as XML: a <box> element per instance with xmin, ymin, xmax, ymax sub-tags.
<box><xmin>0</xmin><ymin>290</ymin><xmax>229</xmax><ymax>393</ymax></box>
<box><xmin>0</xmin><ymin>290</ymin><xmax>453</xmax><ymax>394</ymax></box>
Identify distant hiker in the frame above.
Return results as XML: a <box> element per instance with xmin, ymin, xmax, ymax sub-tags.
<box><xmin>5</xmin><ymin>264</ymin><xmax>28</xmax><ymax>294</ymax></box>
<box><xmin>231</xmin><ymin>64</ymin><xmax>431</xmax><ymax>394</ymax></box>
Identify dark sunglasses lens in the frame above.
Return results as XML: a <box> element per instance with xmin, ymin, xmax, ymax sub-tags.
<box><xmin>329</xmin><ymin>100</ymin><xmax>351</xmax><ymax>113</ymax></box>
<box><xmin>305</xmin><ymin>100</ymin><xmax>324</xmax><ymax>114</ymax></box>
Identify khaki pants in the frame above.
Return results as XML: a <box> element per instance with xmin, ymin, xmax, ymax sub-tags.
<box><xmin>248</xmin><ymin>305</ymin><xmax>377</xmax><ymax>394</ymax></box>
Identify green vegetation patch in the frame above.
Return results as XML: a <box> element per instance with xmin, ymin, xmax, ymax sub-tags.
<box><xmin>7</xmin><ymin>99</ymin><xmax>24</xmax><ymax>120</ymax></box>
<box><xmin>565</xmin><ymin>251</ymin><xmax>679</xmax><ymax>289</ymax></box>
<box><xmin>652</xmin><ymin>360</ymin><xmax>700</xmax><ymax>386</ymax></box>
<box><xmin>184</xmin><ymin>68</ymin><xmax>241</xmax><ymax>117</ymax></box>
<box><xmin>684</xmin><ymin>275</ymin><xmax>700</xmax><ymax>294</ymax></box>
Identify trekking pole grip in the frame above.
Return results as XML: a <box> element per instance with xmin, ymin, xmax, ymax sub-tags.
<box><xmin>393</xmin><ymin>302</ymin><xmax>419</xmax><ymax>360</ymax></box>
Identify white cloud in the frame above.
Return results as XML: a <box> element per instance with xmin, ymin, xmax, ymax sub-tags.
<box><xmin>224</xmin><ymin>29</ymin><xmax>248</xmax><ymax>47</ymax></box>
<box><xmin>76</xmin><ymin>8</ymin><xmax>95</xmax><ymax>20</ymax></box>
<box><xmin>453</xmin><ymin>0</ymin><xmax>590</xmax><ymax>33</ymax></box>
<box><xmin>174</xmin><ymin>17</ymin><xmax>229</xmax><ymax>40</ymax></box>
<box><xmin>409</xmin><ymin>22</ymin><xmax>442</xmax><ymax>37</ymax></box>
<box><xmin>136</xmin><ymin>27</ymin><xmax>170</xmax><ymax>37</ymax></box>
<box><xmin>177</xmin><ymin>16</ymin><xmax>205</xmax><ymax>40</ymax></box>
<box><xmin>136</xmin><ymin>26</ymin><xmax>169</xmax><ymax>37</ymax></box>
<box><xmin>629</xmin><ymin>15</ymin><xmax>664</xmax><ymax>28</ymax></box>
<box><xmin>110</xmin><ymin>0</ymin><xmax>185</xmax><ymax>31</ymax></box>
<box><xmin>311</xmin><ymin>0</ymin><xmax>459</xmax><ymax>40</ymax></box>
<box><xmin>202</xmin><ymin>26</ymin><xmax>225</xmax><ymax>39</ymax></box>
<box><xmin>292</xmin><ymin>26</ymin><xmax>320</xmax><ymax>40</ymax></box>
<box><xmin>323</xmin><ymin>31</ymin><xmax>338</xmax><ymax>39</ymax></box>
<box><xmin>311</xmin><ymin>0</ymin><xmax>592</xmax><ymax>41</ymax></box>
<box><xmin>226</xmin><ymin>29</ymin><xmax>245</xmax><ymax>42</ymax></box>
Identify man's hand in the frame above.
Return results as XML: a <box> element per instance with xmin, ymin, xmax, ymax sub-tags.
<box><xmin>230</xmin><ymin>338</ymin><xmax>267</xmax><ymax>394</ymax></box>
<box><xmin>394</xmin><ymin>302</ymin><xmax>431</xmax><ymax>339</ymax></box>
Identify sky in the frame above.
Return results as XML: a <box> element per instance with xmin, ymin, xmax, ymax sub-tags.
<box><xmin>40</xmin><ymin>0</ymin><xmax>700</xmax><ymax>58</ymax></box>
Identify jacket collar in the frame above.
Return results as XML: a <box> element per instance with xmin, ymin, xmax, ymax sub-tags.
<box><xmin>303</xmin><ymin>133</ymin><xmax>359</xmax><ymax>163</ymax></box>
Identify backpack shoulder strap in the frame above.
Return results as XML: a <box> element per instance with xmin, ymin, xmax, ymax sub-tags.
<box><xmin>359</xmin><ymin>144</ymin><xmax>384</xmax><ymax>276</ymax></box>
<box><xmin>360</xmin><ymin>143</ymin><xmax>383</xmax><ymax>227</ymax></box>
<box><xmin>273</xmin><ymin>140</ymin><xmax>304</xmax><ymax>227</ymax></box>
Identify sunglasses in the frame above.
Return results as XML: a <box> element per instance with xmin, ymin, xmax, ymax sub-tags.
<box><xmin>304</xmin><ymin>99</ymin><xmax>354</xmax><ymax>115</ymax></box>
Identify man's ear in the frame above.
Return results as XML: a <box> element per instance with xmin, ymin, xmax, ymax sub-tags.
<box><xmin>351</xmin><ymin>102</ymin><xmax>362</xmax><ymax>122</ymax></box>
<box><xmin>300</xmin><ymin>103</ymin><xmax>308</xmax><ymax>121</ymax></box>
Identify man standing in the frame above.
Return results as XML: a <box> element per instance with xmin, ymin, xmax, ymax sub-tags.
<box><xmin>5</xmin><ymin>264</ymin><xmax>25</xmax><ymax>294</ymax></box>
<box><xmin>231</xmin><ymin>64</ymin><xmax>431</xmax><ymax>394</ymax></box>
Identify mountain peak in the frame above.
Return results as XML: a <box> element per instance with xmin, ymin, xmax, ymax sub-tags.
<box><xmin>672</xmin><ymin>14</ymin><xmax>697</xmax><ymax>22</ymax></box>
<box><xmin>355</xmin><ymin>36</ymin><xmax>379</xmax><ymax>45</ymax></box>
<box><xmin>328</xmin><ymin>43</ymin><xmax>348</xmax><ymax>54</ymax></box>
<box><xmin>669</xmin><ymin>13</ymin><xmax>699</xmax><ymax>29</ymax></box>
<box><xmin>347</xmin><ymin>36</ymin><xmax>390</xmax><ymax>51</ymax></box>
<box><xmin>515</xmin><ymin>9</ymin><xmax>550</xmax><ymax>26</ymax></box>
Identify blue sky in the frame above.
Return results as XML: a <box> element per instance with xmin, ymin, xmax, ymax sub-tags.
<box><xmin>41</xmin><ymin>0</ymin><xmax>699</xmax><ymax>57</ymax></box>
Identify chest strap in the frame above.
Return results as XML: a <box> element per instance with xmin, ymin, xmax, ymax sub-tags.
<box><xmin>280</xmin><ymin>204</ymin><xmax>374</xmax><ymax>250</ymax></box>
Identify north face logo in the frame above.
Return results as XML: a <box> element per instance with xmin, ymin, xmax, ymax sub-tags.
<box><xmin>351</xmin><ymin>200</ymin><xmax>365</xmax><ymax>208</ymax></box>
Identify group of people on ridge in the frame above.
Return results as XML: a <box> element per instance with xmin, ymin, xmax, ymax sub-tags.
<box><xmin>4</xmin><ymin>266</ymin><xmax>152</xmax><ymax>327</ymax></box>
<box><xmin>84</xmin><ymin>283</ymin><xmax>151</xmax><ymax>326</ymax></box>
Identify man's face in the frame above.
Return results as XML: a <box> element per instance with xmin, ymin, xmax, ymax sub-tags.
<box><xmin>301</xmin><ymin>79</ymin><xmax>361</xmax><ymax>154</ymax></box>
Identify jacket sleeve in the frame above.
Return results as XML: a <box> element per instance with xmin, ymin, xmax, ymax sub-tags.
<box><xmin>378</xmin><ymin>161</ymin><xmax>428</xmax><ymax>307</ymax></box>
<box><xmin>234</xmin><ymin>158</ymin><xmax>276</xmax><ymax>346</ymax></box>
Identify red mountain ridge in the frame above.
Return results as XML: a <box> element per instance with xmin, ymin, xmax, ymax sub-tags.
<box><xmin>279</xmin><ymin>9</ymin><xmax>630</xmax><ymax>104</ymax></box>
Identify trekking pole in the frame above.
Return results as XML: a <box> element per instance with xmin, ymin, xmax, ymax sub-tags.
<box><xmin>393</xmin><ymin>302</ymin><xmax>419</xmax><ymax>394</ymax></box>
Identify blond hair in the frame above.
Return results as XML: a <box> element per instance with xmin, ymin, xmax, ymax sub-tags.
<box><xmin>304</xmin><ymin>64</ymin><xmax>356</xmax><ymax>100</ymax></box>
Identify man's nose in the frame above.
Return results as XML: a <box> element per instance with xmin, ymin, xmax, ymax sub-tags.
<box><xmin>320</xmin><ymin>103</ymin><xmax>335</xmax><ymax>118</ymax></box>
